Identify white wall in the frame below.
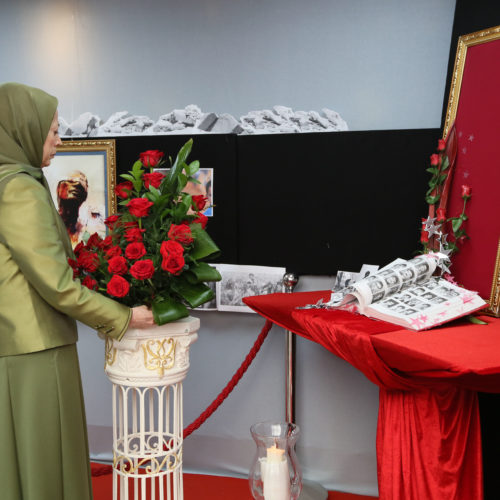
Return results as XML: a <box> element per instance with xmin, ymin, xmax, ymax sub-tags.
<box><xmin>1</xmin><ymin>0</ymin><xmax>457</xmax><ymax>495</ymax></box>
<box><xmin>1</xmin><ymin>0</ymin><xmax>455</xmax><ymax>130</ymax></box>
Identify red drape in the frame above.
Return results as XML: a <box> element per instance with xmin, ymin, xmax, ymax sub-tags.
<box><xmin>244</xmin><ymin>291</ymin><xmax>500</xmax><ymax>500</ymax></box>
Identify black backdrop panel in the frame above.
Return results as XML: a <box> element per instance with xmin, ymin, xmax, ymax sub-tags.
<box><xmin>237</xmin><ymin>129</ymin><xmax>439</xmax><ymax>275</ymax></box>
<box><xmin>110</xmin><ymin>134</ymin><xmax>239</xmax><ymax>264</ymax></box>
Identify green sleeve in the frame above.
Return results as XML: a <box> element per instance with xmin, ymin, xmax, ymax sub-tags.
<box><xmin>0</xmin><ymin>174</ymin><xmax>131</xmax><ymax>340</ymax></box>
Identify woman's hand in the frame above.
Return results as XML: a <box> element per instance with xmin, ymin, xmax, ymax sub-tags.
<box><xmin>129</xmin><ymin>305</ymin><xmax>156</xmax><ymax>329</ymax></box>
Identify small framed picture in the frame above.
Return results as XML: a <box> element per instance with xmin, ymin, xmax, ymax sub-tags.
<box><xmin>44</xmin><ymin>140</ymin><xmax>116</xmax><ymax>248</ymax></box>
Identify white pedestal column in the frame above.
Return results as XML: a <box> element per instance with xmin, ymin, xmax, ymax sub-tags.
<box><xmin>104</xmin><ymin>316</ymin><xmax>200</xmax><ymax>500</ymax></box>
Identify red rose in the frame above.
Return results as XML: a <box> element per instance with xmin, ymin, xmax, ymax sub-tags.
<box><xmin>160</xmin><ymin>240</ymin><xmax>184</xmax><ymax>257</ymax></box>
<box><xmin>436</xmin><ymin>208</ymin><xmax>446</xmax><ymax>223</ymax></box>
<box><xmin>161</xmin><ymin>254</ymin><xmax>185</xmax><ymax>275</ymax></box>
<box><xmin>143</xmin><ymin>172</ymin><xmax>165</xmax><ymax>189</ymax></box>
<box><xmin>77</xmin><ymin>250</ymin><xmax>99</xmax><ymax>273</ymax></box>
<box><xmin>82</xmin><ymin>276</ymin><xmax>98</xmax><ymax>291</ymax></box>
<box><xmin>73</xmin><ymin>241</ymin><xmax>85</xmax><ymax>256</ymax></box>
<box><xmin>86</xmin><ymin>232</ymin><xmax>102</xmax><ymax>249</ymax></box>
<box><xmin>130</xmin><ymin>259</ymin><xmax>155</xmax><ymax>280</ymax></box>
<box><xmin>105</xmin><ymin>215</ymin><xmax>120</xmax><ymax>229</ymax></box>
<box><xmin>192</xmin><ymin>194</ymin><xmax>208</xmax><ymax>211</ymax></box>
<box><xmin>125</xmin><ymin>227</ymin><xmax>146</xmax><ymax>242</ymax></box>
<box><xmin>127</xmin><ymin>198</ymin><xmax>154</xmax><ymax>217</ymax></box>
<box><xmin>108</xmin><ymin>255</ymin><xmax>128</xmax><ymax>275</ymax></box>
<box><xmin>139</xmin><ymin>150</ymin><xmax>164</xmax><ymax>167</ymax></box>
<box><xmin>68</xmin><ymin>258</ymin><xmax>79</xmax><ymax>278</ymax></box>
<box><xmin>461</xmin><ymin>185</ymin><xmax>471</xmax><ymax>198</ymax></box>
<box><xmin>106</xmin><ymin>245</ymin><xmax>122</xmax><ymax>259</ymax></box>
<box><xmin>99</xmin><ymin>235</ymin><xmax>114</xmax><ymax>250</ymax></box>
<box><xmin>420</xmin><ymin>219</ymin><xmax>429</xmax><ymax>244</ymax></box>
<box><xmin>430</xmin><ymin>154</ymin><xmax>439</xmax><ymax>166</ymax></box>
<box><xmin>167</xmin><ymin>224</ymin><xmax>193</xmax><ymax>245</ymax></box>
<box><xmin>107</xmin><ymin>275</ymin><xmax>130</xmax><ymax>297</ymax></box>
<box><xmin>125</xmin><ymin>242</ymin><xmax>147</xmax><ymax>260</ymax></box>
<box><xmin>192</xmin><ymin>213</ymin><xmax>208</xmax><ymax>229</ymax></box>
<box><xmin>437</xmin><ymin>139</ymin><xmax>446</xmax><ymax>151</ymax></box>
<box><xmin>115</xmin><ymin>181</ymin><xmax>134</xmax><ymax>198</ymax></box>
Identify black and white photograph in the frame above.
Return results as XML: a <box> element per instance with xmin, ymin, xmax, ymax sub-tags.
<box><xmin>195</xmin><ymin>280</ymin><xmax>218</xmax><ymax>310</ymax></box>
<box><xmin>334</xmin><ymin>271</ymin><xmax>357</xmax><ymax>290</ymax></box>
<box><xmin>216</xmin><ymin>264</ymin><xmax>286</xmax><ymax>313</ymax></box>
<box><xmin>365</xmin><ymin>275</ymin><xmax>385</xmax><ymax>293</ymax></box>
<box><xmin>380</xmin><ymin>298</ymin><xmax>399</xmax><ymax>309</ymax></box>
<box><xmin>435</xmin><ymin>286</ymin><xmax>460</xmax><ymax>299</ymax></box>
<box><xmin>403</xmin><ymin>308</ymin><xmax>418</xmax><ymax>316</ymax></box>
<box><xmin>410</xmin><ymin>287</ymin><xmax>428</xmax><ymax>296</ymax></box>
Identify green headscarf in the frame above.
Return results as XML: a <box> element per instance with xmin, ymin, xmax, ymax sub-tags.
<box><xmin>0</xmin><ymin>82</ymin><xmax>58</xmax><ymax>183</ymax></box>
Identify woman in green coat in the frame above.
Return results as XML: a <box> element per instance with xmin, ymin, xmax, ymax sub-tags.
<box><xmin>0</xmin><ymin>82</ymin><xmax>155</xmax><ymax>500</ymax></box>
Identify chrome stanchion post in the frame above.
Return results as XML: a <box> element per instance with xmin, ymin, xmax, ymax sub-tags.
<box><xmin>283</xmin><ymin>273</ymin><xmax>299</xmax><ymax>423</ymax></box>
<box><xmin>282</xmin><ymin>273</ymin><xmax>328</xmax><ymax>500</ymax></box>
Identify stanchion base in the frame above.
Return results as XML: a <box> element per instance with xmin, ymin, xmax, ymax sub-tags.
<box><xmin>299</xmin><ymin>479</ymin><xmax>328</xmax><ymax>500</ymax></box>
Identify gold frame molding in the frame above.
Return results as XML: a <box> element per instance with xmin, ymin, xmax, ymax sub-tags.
<box><xmin>443</xmin><ymin>24</ymin><xmax>500</xmax><ymax>138</ymax></box>
<box><xmin>443</xmin><ymin>25</ymin><xmax>500</xmax><ymax>317</ymax></box>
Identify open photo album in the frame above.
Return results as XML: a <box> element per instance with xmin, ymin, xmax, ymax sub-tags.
<box><xmin>311</xmin><ymin>254</ymin><xmax>487</xmax><ymax>331</ymax></box>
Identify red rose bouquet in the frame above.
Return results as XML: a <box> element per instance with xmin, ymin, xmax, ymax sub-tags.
<box><xmin>70</xmin><ymin>139</ymin><xmax>221</xmax><ymax>325</ymax></box>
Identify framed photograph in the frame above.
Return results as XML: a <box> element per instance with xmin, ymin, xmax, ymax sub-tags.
<box><xmin>215</xmin><ymin>264</ymin><xmax>285</xmax><ymax>313</ymax></box>
<box><xmin>442</xmin><ymin>25</ymin><xmax>500</xmax><ymax>316</ymax></box>
<box><xmin>44</xmin><ymin>140</ymin><xmax>117</xmax><ymax>248</ymax></box>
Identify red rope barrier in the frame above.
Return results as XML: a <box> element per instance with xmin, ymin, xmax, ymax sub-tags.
<box><xmin>183</xmin><ymin>319</ymin><xmax>273</xmax><ymax>438</ymax></box>
<box><xmin>91</xmin><ymin>320</ymin><xmax>274</xmax><ymax>476</ymax></box>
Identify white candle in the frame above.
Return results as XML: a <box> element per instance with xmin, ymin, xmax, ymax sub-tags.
<box><xmin>260</xmin><ymin>444</ymin><xmax>291</xmax><ymax>500</ymax></box>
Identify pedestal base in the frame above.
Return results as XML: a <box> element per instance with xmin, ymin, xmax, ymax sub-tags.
<box><xmin>105</xmin><ymin>317</ymin><xmax>200</xmax><ymax>500</ymax></box>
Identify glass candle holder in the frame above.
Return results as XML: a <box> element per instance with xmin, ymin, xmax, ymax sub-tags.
<box><xmin>249</xmin><ymin>421</ymin><xmax>302</xmax><ymax>500</ymax></box>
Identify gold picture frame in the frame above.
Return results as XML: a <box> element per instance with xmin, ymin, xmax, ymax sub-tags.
<box><xmin>44</xmin><ymin>139</ymin><xmax>117</xmax><ymax>248</ymax></box>
<box><xmin>443</xmin><ymin>25</ymin><xmax>500</xmax><ymax>316</ymax></box>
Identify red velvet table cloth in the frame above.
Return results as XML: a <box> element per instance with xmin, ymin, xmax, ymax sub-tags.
<box><xmin>243</xmin><ymin>291</ymin><xmax>500</xmax><ymax>500</ymax></box>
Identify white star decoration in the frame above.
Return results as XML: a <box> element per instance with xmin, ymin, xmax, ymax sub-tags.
<box><xmin>423</xmin><ymin>216</ymin><xmax>441</xmax><ymax>238</ymax></box>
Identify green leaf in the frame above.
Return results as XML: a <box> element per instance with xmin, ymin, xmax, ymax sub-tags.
<box><xmin>149</xmin><ymin>185</ymin><xmax>161</xmax><ymax>198</ymax></box>
<box><xmin>186</xmin><ymin>160</ymin><xmax>200</xmax><ymax>177</ymax></box>
<box><xmin>171</xmin><ymin>280</ymin><xmax>214</xmax><ymax>308</ymax></box>
<box><xmin>165</xmin><ymin>140</ymin><xmax>193</xmax><ymax>191</ymax></box>
<box><xmin>172</xmin><ymin>194</ymin><xmax>192</xmax><ymax>220</ymax></box>
<box><xmin>120</xmin><ymin>174</ymin><xmax>135</xmax><ymax>182</ymax></box>
<box><xmin>132</xmin><ymin>160</ymin><xmax>144</xmax><ymax>178</ymax></box>
<box><xmin>441</xmin><ymin>156</ymin><xmax>450</xmax><ymax>171</ymax></box>
<box><xmin>426</xmin><ymin>195</ymin><xmax>440</xmax><ymax>205</ymax></box>
<box><xmin>151</xmin><ymin>297</ymin><xmax>189</xmax><ymax>325</ymax></box>
<box><xmin>178</xmin><ymin>172</ymin><xmax>189</xmax><ymax>192</ymax></box>
<box><xmin>452</xmin><ymin>218</ymin><xmax>462</xmax><ymax>233</ymax></box>
<box><xmin>185</xmin><ymin>262</ymin><xmax>221</xmax><ymax>283</ymax></box>
<box><xmin>145</xmin><ymin>192</ymin><xmax>158</xmax><ymax>203</ymax></box>
<box><xmin>190</xmin><ymin>225</ymin><xmax>221</xmax><ymax>260</ymax></box>
<box><xmin>467</xmin><ymin>315</ymin><xmax>488</xmax><ymax>325</ymax></box>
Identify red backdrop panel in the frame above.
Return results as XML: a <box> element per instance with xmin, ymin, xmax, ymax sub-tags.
<box><xmin>448</xmin><ymin>39</ymin><xmax>500</xmax><ymax>299</ymax></box>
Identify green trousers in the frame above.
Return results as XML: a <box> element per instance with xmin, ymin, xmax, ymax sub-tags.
<box><xmin>0</xmin><ymin>344</ymin><xmax>93</xmax><ymax>500</ymax></box>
